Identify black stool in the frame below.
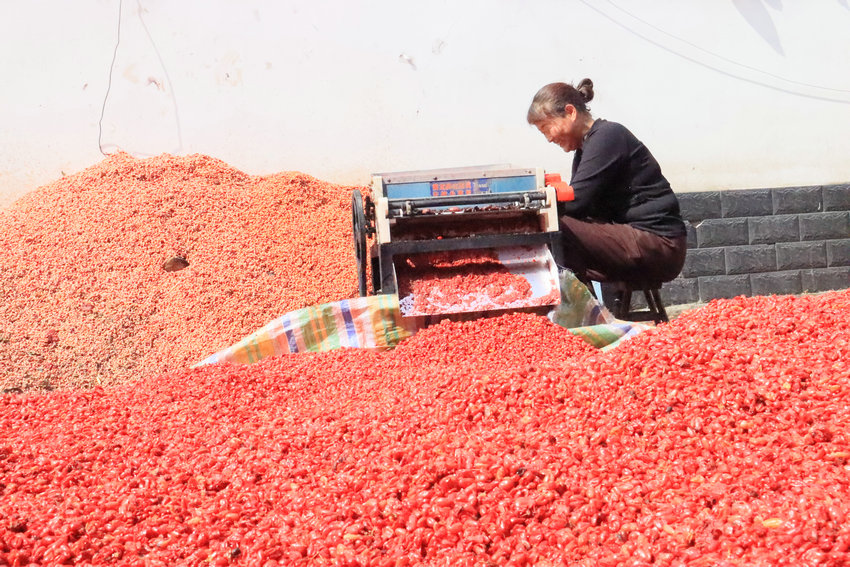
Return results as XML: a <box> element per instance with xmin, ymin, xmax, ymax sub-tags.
<box><xmin>602</xmin><ymin>281</ymin><xmax>669</xmax><ymax>324</ymax></box>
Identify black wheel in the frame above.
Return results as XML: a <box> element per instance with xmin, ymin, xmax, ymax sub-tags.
<box><xmin>351</xmin><ymin>189</ymin><xmax>369</xmax><ymax>296</ymax></box>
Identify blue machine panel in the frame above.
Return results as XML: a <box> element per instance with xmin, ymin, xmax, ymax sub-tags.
<box><xmin>384</xmin><ymin>175</ymin><xmax>536</xmax><ymax>200</ymax></box>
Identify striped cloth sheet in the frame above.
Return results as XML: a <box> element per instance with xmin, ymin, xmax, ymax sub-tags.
<box><xmin>195</xmin><ymin>270</ymin><xmax>652</xmax><ymax>367</ymax></box>
<box><xmin>195</xmin><ymin>294</ymin><xmax>417</xmax><ymax>366</ymax></box>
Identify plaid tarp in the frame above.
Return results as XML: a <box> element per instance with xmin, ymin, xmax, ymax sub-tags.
<box><xmin>195</xmin><ymin>294</ymin><xmax>418</xmax><ymax>366</ymax></box>
<box><xmin>548</xmin><ymin>270</ymin><xmax>653</xmax><ymax>350</ymax></box>
<box><xmin>195</xmin><ymin>271</ymin><xmax>652</xmax><ymax>367</ymax></box>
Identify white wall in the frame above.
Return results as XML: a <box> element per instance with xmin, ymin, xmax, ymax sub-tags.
<box><xmin>2</xmin><ymin>0</ymin><xmax>850</xmax><ymax>208</ymax></box>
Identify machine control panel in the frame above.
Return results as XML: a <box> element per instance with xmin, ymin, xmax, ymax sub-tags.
<box><xmin>430</xmin><ymin>178</ymin><xmax>491</xmax><ymax>197</ymax></box>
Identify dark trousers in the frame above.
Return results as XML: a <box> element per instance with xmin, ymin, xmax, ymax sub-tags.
<box><xmin>559</xmin><ymin>216</ymin><xmax>687</xmax><ymax>283</ymax></box>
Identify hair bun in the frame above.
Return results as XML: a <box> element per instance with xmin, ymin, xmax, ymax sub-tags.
<box><xmin>576</xmin><ymin>78</ymin><xmax>594</xmax><ymax>103</ymax></box>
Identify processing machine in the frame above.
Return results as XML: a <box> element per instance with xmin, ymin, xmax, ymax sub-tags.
<box><xmin>351</xmin><ymin>165</ymin><xmax>574</xmax><ymax>319</ymax></box>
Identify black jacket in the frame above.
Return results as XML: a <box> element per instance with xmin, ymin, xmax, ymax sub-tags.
<box><xmin>560</xmin><ymin>119</ymin><xmax>686</xmax><ymax>239</ymax></box>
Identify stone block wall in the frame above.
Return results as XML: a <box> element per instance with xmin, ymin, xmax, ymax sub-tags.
<box><xmin>660</xmin><ymin>183</ymin><xmax>850</xmax><ymax>307</ymax></box>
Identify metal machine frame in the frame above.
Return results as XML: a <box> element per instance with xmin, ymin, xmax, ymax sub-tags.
<box><xmin>351</xmin><ymin>165</ymin><xmax>564</xmax><ymax>298</ymax></box>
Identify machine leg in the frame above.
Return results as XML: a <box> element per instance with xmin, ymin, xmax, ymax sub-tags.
<box><xmin>379</xmin><ymin>248</ymin><xmax>397</xmax><ymax>295</ymax></box>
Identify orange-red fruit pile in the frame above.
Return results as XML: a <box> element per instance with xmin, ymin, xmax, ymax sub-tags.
<box><xmin>398</xmin><ymin>251</ymin><xmax>535</xmax><ymax>316</ymax></box>
<box><xmin>0</xmin><ymin>153</ymin><xmax>359</xmax><ymax>390</ymax></box>
<box><xmin>2</xmin><ymin>292</ymin><xmax>849</xmax><ymax>566</ymax></box>
<box><xmin>3</xmin><ymin>154</ymin><xmax>850</xmax><ymax>565</ymax></box>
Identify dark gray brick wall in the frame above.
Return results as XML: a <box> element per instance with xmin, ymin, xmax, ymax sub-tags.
<box><xmin>660</xmin><ymin>183</ymin><xmax>850</xmax><ymax>306</ymax></box>
<box><xmin>799</xmin><ymin>212</ymin><xmax>850</xmax><ymax>240</ymax></box>
<box><xmin>722</xmin><ymin>189</ymin><xmax>773</xmax><ymax>218</ymax></box>
<box><xmin>696</xmin><ymin>218</ymin><xmax>749</xmax><ymax>247</ymax></box>
<box><xmin>725</xmin><ymin>245</ymin><xmax>776</xmax><ymax>275</ymax></box>
<box><xmin>751</xmin><ymin>271</ymin><xmax>803</xmax><ymax>296</ymax></box>
<box><xmin>677</xmin><ymin>191</ymin><xmax>721</xmax><ymax>222</ymax></box>
<box><xmin>685</xmin><ymin>222</ymin><xmax>697</xmax><ymax>248</ymax></box>
<box><xmin>681</xmin><ymin>248</ymin><xmax>725</xmax><ymax>278</ymax></box>
<box><xmin>824</xmin><ymin>184</ymin><xmax>850</xmax><ymax>211</ymax></box>
<box><xmin>699</xmin><ymin>275</ymin><xmax>752</xmax><ymax>300</ymax></box>
<box><xmin>662</xmin><ymin>277</ymin><xmax>700</xmax><ymax>306</ymax></box>
<box><xmin>802</xmin><ymin>267</ymin><xmax>850</xmax><ymax>293</ymax></box>
<box><xmin>773</xmin><ymin>186</ymin><xmax>823</xmax><ymax>215</ymax></box>
<box><xmin>776</xmin><ymin>242</ymin><xmax>827</xmax><ymax>270</ymax></box>
<box><xmin>748</xmin><ymin>215</ymin><xmax>799</xmax><ymax>244</ymax></box>
<box><xmin>827</xmin><ymin>239</ymin><xmax>850</xmax><ymax>267</ymax></box>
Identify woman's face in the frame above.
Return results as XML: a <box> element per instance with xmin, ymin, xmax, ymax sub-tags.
<box><xmin>535</xmin><ymin>105</ymin><xmax>583</xmax><ymax>153</ymax></box>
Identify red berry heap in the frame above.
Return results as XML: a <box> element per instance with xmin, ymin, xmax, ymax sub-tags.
<box><xmin>1</xmin><ymin>154</ymin><xmax>849</xmax><ymax>566</ymax></box>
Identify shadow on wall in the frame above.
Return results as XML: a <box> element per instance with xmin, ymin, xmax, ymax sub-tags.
<box><xmin>731</xmin><ymin>0</ymin><xmax>785</xmax><ymax>55</ymax></box>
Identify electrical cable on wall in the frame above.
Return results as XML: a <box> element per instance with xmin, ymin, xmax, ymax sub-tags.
<box><xmin>607</xmin><ymin>1</ymin><xmax>850</xmax><ymax>94</ymax></box>
<box><xmin>579</xmin><ymin>0</ymin><xmax>850</xmax><ymax>104</ymax></box>
<box><xmin>136</xmin><ymin>0</ymin><xmax>183</xmax><ymax>154</ymax></box>
<box><xmin>98</xmin><ymin>0</ymin><xmax>123</xmax><ymax>155</ymax></box>
<box><xmin>98</xmin><ymin>0</ymin><xmax>184</xmax><ymax>157</ymax></box>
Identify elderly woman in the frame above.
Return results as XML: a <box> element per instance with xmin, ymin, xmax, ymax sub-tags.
<box><xmin>528</xmin><ymin>78</ymin><xmax>687</xmax><ymax>285</ymax></box>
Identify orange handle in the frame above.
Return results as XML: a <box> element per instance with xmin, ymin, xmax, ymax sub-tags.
<box><xmin>555</xmin><ymin>184</ymin><xmax>574</xmax><ymax>202</ymax></box>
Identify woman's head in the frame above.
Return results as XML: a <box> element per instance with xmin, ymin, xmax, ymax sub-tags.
<box><xmin>527</xmin><ymin>78</ymin><xmax>595</xmax><ymax>152</ymax></box>
<box><xmin>527</xmin><ymin>78</ymin><xmax>594</xmax><ymax>124</ymax></box>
